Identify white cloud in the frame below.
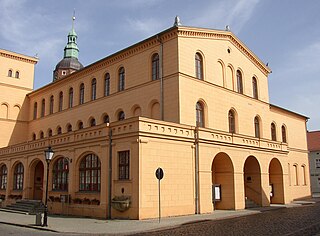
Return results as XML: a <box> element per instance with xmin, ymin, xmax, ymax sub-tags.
<box><xmin>191</xmin><ymin>0</ymin><xmax>260</xmax><ymax>33</ymax></box>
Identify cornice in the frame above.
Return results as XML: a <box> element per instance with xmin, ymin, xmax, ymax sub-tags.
<box><xmin>177</xmin><ymin>27</ymin><xmax>271</xmax><ymax>76</ymax></box>
<box><xmin>0</xmin><ymin>49</ymin><xmax>38</xmax><ymax>64</ymax></box>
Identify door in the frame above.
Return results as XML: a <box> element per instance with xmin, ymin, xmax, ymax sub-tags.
<box><xmin>33</xmin><ymin>162</ymin><xmax>44</xmax><ymax>200</ymax></box>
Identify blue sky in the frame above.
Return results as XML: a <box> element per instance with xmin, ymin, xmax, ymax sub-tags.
<box><xmin>0</xmin><ymin>0</ymin><xmax>319</xmax><ymax>130</ymax></box>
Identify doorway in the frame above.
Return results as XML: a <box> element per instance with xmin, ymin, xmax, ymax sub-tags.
<box><xmin>33</xmin><ymin>161</ymin><xmax>44</xmax><ymax>200</ymax></box>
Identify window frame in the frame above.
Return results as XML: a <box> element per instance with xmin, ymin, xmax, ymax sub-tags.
<box><xmin>254</xmin><ymin>116</ymin><xmax>260</xmax><ymax>138</ymax></box>
<box><xmin>33</xmin><ymin>102</ymin><xmax>37</xmax><ymax>120</ymax></box>
<box><xmin>271</xmin><ymin>123</ymin><xmax>277</xmax><ymax>141</ymax></box>
<box><xmin>69</xmin><ymin>87</ymin><xmax>74</xmax><ymax>108</ymax></box>
<box><xmin>91</xmin><ymin>78</ymin><xmax>97</xmax><ymax>101</ymax></box>
<box><xmin>118</xmin><ymin>67</ymin><xmax>125</xmax><ymax>91</ymax></box>
<box><xmin>152</xmin><ymin>53</ymin><xmax>160</xmax><ymax>81</ymax></box>
<box><xmin>252</xmin><ymin>77</ymin><xmax>258</xmax><ymax>99</ymax></box>
<box><xmin>79</xmin><ymin>154</ymin><xmax>101</xmax><ymax>192</ymax></box>
<box><xmin>79</xmin><ymin>83</ymin><xmax>85</xmax><ymax>105</ymax></box>
<box><xmin>196</xmin><ymin>102</ymin><xmax>204</xmax><ymax>127</ymax></box>
<box><xmin>41</xmin><ymin>99</ymin><xmax>45</xmax><ymax>117</ymax></box>
<box><xmin>281</xmin><ymin>125</ymin><xmax>287</xmax><ymax>143</ymax></box>
<box><xmin>59</xmin><ymin>91</ymin><xmax>63</xmax><ymax>112</ymax></box>
<box><xmin>52</xmin><ymin>157</ymin><xmax>69</xmax><ymax>191</ymax></box>
<box><xmin>228</xmin><ymin>110</ymin><xmax>236</xmax><ymax>133</ymax></box>
<box><xmin>104</xmin><ymin>73</ymin><xmax>110</xmax><ymax>96</ymax></box>
<box><xmin>195</xmin><ymin>53</ymin><xmax>203</xmax><ymax>80</ymax></box>
<box><xmin>0</xmin><ymin>165</ymin><xmax>7</xmax><ymax>190</ymax></box>
<box><xmin>118</xmin><ymin>151</ymin><xmax>130</xmax><ymax>180</ymax></box>
<box><xmin>236</xmin><ymin>70</ymin><xmax>243</xmax><ymax>94</ymax></box>
<box><xmin>50</xmin><ymin>95</ymin><xmax>54</xmax><ymax>114</ymax></box>
<box><xmin>13</xmin><ymin>163</ymin><xmax>24</xmax><ymax>190</ymax></box>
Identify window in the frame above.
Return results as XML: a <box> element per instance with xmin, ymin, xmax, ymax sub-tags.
<box><xmin>91</xmin><ymin>78</ymin><xmax>97</xmax><ymax>100</ymax></box>
<box><xmin>52</xmin><ymin>157</ymin><xmax>69</xmax><ymax>191</ymax></box>
<box><xmin>15</xmin><ymin>71</ymin><xmax>20</xmax><ymax>78</ymax></box>
<box><xmin>254</xmin><ymin>116</ymin><xmax>260</xmax><ymax>138</ymax></box>
<box><xmin>67</xmin><ymin>124</ymin><xmax>72</xmax><ymax>132</ymax></box>
<box><xmin>271</xmin><ymin>123</ymin><xmax>277</xmax><ymax>141</ymax></box>
<box><xmin>90</xmin><ymin>118</ymin><xmax>96</xmax><ymax>127</ymax></box>
<box><xmin>48</xmin><ymin>129</ymin><xmax>53</xmax><ymax>137</ymax></box>
<box><xmin>8</xmin><ymin>69</ymin><xmax>13</xmax><ymax>77</ymax></box>
<box><xmin>293</xmin><ymin>164</ymin><xmax>298</xmax><ymax>185</ymax></box>
<box><xmin>302</xmin><ymin>165</ymin><xmax>306</xmax><ymax>185</ymax></box>
<box><xmin>69</xmin><ymin>88</ymin><xmax>73</xmax><ymax>108</ymax></box>
<box><xmin>195</xmin><ymin>53</ymin><xmax>203</xmax><ymax>80</ymax></box>
<box><xmin>104</xmin><ymin>73</ymin><xmax>110</xmax><ymax>96</ymax></box>
<box><xmin>40</xmin><ymin>131</ymin><xmax>44</xmax><ymax>139</ymax></box>
<box><xmin>79</xmin><ymin>154</ymin><xmax>101</xmax><ymax>191</ymax></box>
<box><xmin>118</xmin><ymin>111</ymin><xmax>125</xmax><ymax>121</ymax></box>
<box><xmin>79</xmin><ymin>83</ymin><xmax>85</xmax><ymax>104</ymax></box>
<box><xmin>50</xmin><ymin>95</ymin><xmax>54</xmax><ymax>114</ymax></box>
<box><xmin>103</xmin><ymin>115</ymin><xmax>110</xmax><ymax>124</ymax></box>
<box><xmin>236</xmin><ymin>70</ymin><xmax>243</xmax><ymax>94</ymax></box>
<box><xmin>0</xmin><ymin>165</ymin><xmax>7</xmax><ymax>190</ymax></box>
<box><xmin>282</xmin><ymin>125</ymin><xmax>287</xmax><ymax>143</ymax></box>
<box><xmin>59</xmin><ymin>91</ymin><xmax>63</xmax><ymax>112</ymax></box>
<box><xmin>118</xmin><ymin>151</ymin><xmax>130</xmax><ymax>180</ymax></box>
<box><xmin>33</xmin><ymin>102</ymin><xmax>37</xmax><ymax>120</ymax></box>
<box><xmin>228</xmin><ymin>110</ymin><xmax>236</xmax><ymax>133</ymax></box>
<box><xmin>78</xmin><ymin>121</ymin><xmax>83</xmax><ymax>130</ymax></box>
<box><xmin>41</xmin><ymin>99</ymin><xmax>45</xmax><ymax>117</ymax></box>
<box><xmin>32</xmin><ymin>133</ymin><xmax>36</xmax><ymax>141</ymax></box>
<box><xmin>252</xmin><ymin>77</ymin><xmax>258</xmax><ymax>99</ymax></box>
<box><xmin>14</xmin><ymin>163</ymin><xmax>24</xmax><ymax>190</ymax></box>
<box><xmin>152</xmin><ymin>53</ymin><xmax>160</xmax><ymax>80</ymax></box>
<box><xmin>119</xmin><ymin>67</ymin><xmax>125</xmax><ymax>91</ymax></box>
<box><xmin>57</xmin><ymin>126</ymin><xmax>62</xmax><ymax>135</ymax></box>
<box><xmin>316</xmin><ymin>159</ymin><xmax>320</xmax><ymax>168</ymax></box>
<box><xmin>196</xmin><ymin>102</ymin><xmax>204</xmax><ymax>127</ymax></box>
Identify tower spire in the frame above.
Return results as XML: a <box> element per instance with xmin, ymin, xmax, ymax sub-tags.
<box><xmin>72</xmin><ymin>9</ymin><xmax>75</xmax><ymax>31</ymax></box>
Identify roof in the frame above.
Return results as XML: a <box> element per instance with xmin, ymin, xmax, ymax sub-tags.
<box><xmin>55</xmin><ymin>57</ymin><xmax>83</xmax><ymax>71</ymax></box>
<box><xmin>307</xmin><ymin>131</ymin><xmax>320</xmax><ymax>151</ymax></box>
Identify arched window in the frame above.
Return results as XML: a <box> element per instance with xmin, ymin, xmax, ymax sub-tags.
<box><xmin>50</xmin><ymin>95</ymin><xmax>54</xmax><ymax>114</ymax></box>
<box><xmin>69</xmin><ymin>88</ymin><xmax>73</xmax><ymax>108</ymax></box>
<box><xmin>41</xmin><ymin>99</ymin><xmax>45</xmax><ymax>117</ymax></box>
<box><xmin>254</xmin><ymin>116</ymin><xmax>260</xmax><ymax>138</ymax></box>
<box><xmin>48</xmin><ymin>129</ymin><xmax>52</xmax><ymax>137</ymax></box>
<box><xmin>91</xmin><ymin>78</ymin><xmax>97</xmax><ymax>101</ymax></box>
<box><xmin>79</xmin><ymin>154</ymin><xmax>101</xmax><ymax>191</ymax></box>
<box><xmin>67</xmin><ymin>124</ymin><xmax>72</xmax><ymax>132</ymax></box>
<box><xmin>195</xmin><ymin>53</ymin><xmax>203</xmax><ymax>80</ymax></box>
<box><xmin>14</xmin><ymin>163</ymin><xmax>24</xmax><ymax>190</ymax></box>
<box><xmin>8</xmin><ymin>69</ymin><xmax>13</xmax><ymax>77</ymax></box>
<box><xmin>32</xmin><ymin>133</ymin><xmax>36</xmax><ymax>141</ymax></box>
<box><xmin>57</xmin><ymin>126</ymin><xmax>62</xmax><ymax>135</ymax></box>
<box><xmin>228</xmin><ymin>110</ymin><xmax>236</xmax><ymax>133</ymax></box>
<box><xmin>103</xmin><ymin>115</ymin><xmax>110</xmax><ymax>124</ymax></box>
<box><xmin>15</xmin><ymin>71</ymin><xmax>20</xmax><ymax>78</ymax></box>
<box><xmin>40</xmin><ymin>131</ymin><xmax>44</xmax><ymax>139</ymax></box>
<box><xmin>33</xmin><ymin>102</ymin><xmax>37</xmax><ymax>120</ymax></box>
<box><xmin>104</xmin><ymin>73</ymin><xmax>110</xmax><ymax>96</ymax></box>
<box><xmin>119</xmin><ymin>67</ymin><xmax>125</xmax><ymax>91</ymax></box>
<box><xmin>59</xmin><ymin>91</ymin><xmax>63</xmax><ymax>112</ymax></box>
<box><xmin>78</xmin><ymin>121</ymin><xmax>83</xmax><ymax>130</ymax></box>
<box><xmin>271</xmin><ymin>123</ymin><xmax>277</xmax><ymax>141</ymax></box>
<box><xmin>79</xmin><ymin>83</ymin><xmax>85</xmax><ymax>105</ymax></box>
<box><xmin>293</xmin><ymin>164</ymin><xmax>298</xmax><ymax>185</ymax></box>
<box><xmin>252</xmin><ymin>77</ymin><xmax>258</xmax><ymax>99</ymax></box>
<box><xmin>0</xmin><ymin>165</ymin><xmax>7</xmax><ymax>190</ymax></box>
<box><xmin>196</xmin><ymin>102</ymin><xmax>204</xmax><ymax>127</ymax></box>
<box><xmin>302</xmin><ymin>165</ymin><xmax>306</xmax><ymax>185</ymax></box>
<box><xmin>52</xmin><ymin>157</ymin><xmax>69</xmax><ymax>191</ymax></box>
<box><xmin>236</xmin><ymin>70</ymin><xmax>243</xmax><ymax>94</ymax></box>
<box><xmin>90</xmin><ymin>118</ymin><xmax>96</xmax><ymax>127</ymax></box>
<box><xmin>118</xmin><ymin>111</ymin><xmax>125</xmax><ymax>121</ymax></box>
<box><xmin>152</xmin><ymin>53</ymin><xmax>160</xmax><ymax>80</ymax></box>
<box><xmin>282</xmin><ymin>125</ymin><xmax>287</xmax><ymax>143</ymax></box>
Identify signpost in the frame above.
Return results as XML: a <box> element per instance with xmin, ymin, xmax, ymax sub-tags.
<box><xmin>155</xmin><ymin>167</ymin><xmax>164</xmax><ymax>223</ymax></box>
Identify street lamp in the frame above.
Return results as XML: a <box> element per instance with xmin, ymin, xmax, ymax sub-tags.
<box><xmin>43</xmin><ymin>146</ymin><xmax>54</xmax><ymax>227</ymax></box>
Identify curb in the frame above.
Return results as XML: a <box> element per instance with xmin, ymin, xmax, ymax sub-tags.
<box><xmin>0</xmin><ymin>221</ymin><xmax>59</xmax><ymax>233</ymax></box>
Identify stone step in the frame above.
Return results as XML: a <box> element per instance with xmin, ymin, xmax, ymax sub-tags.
<box><xmin>1</xmin><ymin>199</ymin><xmax>44</xmax><ymax>215</ymax></box>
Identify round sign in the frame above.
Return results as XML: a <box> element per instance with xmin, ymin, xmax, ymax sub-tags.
<box><xmin>155</xmin><ymin>167</ymin><xmax>164</xmax><ymax>180</ymax></box>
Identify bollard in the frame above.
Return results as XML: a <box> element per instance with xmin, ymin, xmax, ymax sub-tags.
<box><xmin>35</xmin><ymin>212</ymin><xmax>42</xmax><ymax>226</ymax></box>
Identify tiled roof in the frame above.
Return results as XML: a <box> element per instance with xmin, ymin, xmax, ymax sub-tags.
<box><xmin>307</xmin><ymin>131</ymin><xmax>320</xmax><ymax>151</ymax></box>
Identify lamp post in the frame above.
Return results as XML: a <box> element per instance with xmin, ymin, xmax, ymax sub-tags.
<box><xmin>43</xmin><ymin>146</ymin><xmax>54</xmax><ymax>227</ymax></box>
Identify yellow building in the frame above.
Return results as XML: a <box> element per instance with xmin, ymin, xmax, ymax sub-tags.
<box><xmin>0</xmin><ymin>18</ymin><xmax>310</xmax><ymax>219</ymax></box>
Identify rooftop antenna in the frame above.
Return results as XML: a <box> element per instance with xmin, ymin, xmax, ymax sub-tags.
<box><xmin>174</xmin><ymin>15</ymin><xmax>182</xmax><ymax>27</ymax></box>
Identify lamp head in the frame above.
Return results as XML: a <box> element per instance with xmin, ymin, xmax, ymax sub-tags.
<box><xmin>44</xmin><ymin>146</ymin><xmax>54</xmax><ymax>163</ymax></box>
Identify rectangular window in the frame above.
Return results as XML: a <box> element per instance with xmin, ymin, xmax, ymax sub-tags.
<box><xmin>315</xmin><ymin>159</ymin><xmax>320</xmax><ymax>168</ymax></box>
<box><xmin>118</xmin><ymin>151</ymin><xmax>130</xmax><ymax>180</ymax></box>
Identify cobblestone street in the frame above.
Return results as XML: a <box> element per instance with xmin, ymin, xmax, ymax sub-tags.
<box><xmin>133</xmin><ymin>203</ymin><xmax>320</xmax><ymax>236</ymax></box>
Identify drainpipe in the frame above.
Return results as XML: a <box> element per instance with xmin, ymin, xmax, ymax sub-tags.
<box><xmin>157</xmin><ymin>35</ymin><xmax>164</xmax><ymax>121</ymax></box>
<box><xmin>194</xmin><ymin>126</ymin><xmax>200</xmax><ymax>214</ymax></box>
<box><xmin>108</xmin><ymin>127</ymin><xmax>113</xmax><ymax>219</ymax></box>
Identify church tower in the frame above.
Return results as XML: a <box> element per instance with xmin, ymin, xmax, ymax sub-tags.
<box><xmin>53</xmin><ymin>14</ymin><xmax>83</xmax><ymax>81</ymax></box>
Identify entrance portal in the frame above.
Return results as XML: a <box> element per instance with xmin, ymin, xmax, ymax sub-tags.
<box><xmin>269</xmin><ymin>158</ymin><xmax>284</xmax><ymax>204</ymax></box>
<box><xmin>33</xmin><ymin>161</ymin><xmax>44</xmax><ymax>200</ymax></box>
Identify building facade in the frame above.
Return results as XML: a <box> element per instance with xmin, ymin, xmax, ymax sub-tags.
<box><xmin>307</xmin><ymin>131</ymin><xmax>320</xmax><ymax>197</ymax></box>
<box><xmin>0</xmin><ymin>20</ymin><xmax>310</xmax><ymax>219</ymax></box>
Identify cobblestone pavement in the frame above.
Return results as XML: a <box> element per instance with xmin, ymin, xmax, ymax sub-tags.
<box><xmin>132</xmin><ymin>203</ymin><xmax>320</xmax><ymax>236</ymax></box>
